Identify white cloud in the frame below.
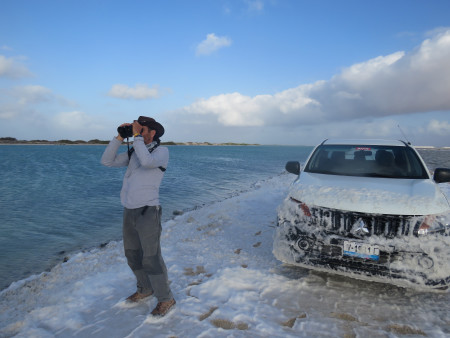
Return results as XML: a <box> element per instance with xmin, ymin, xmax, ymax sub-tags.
<box><xmin>0</xmin><ymin>55</ymin><xmax>32</xmax><ymax>79</ymax></box>
<box><xmin>0</xmin><ymin>109</ymin><xmax>16</xmax><ymax>119</ymax></box>
<box><xmin>107</xmin><ymin>83</ymin><xmax>163</xmax><ymax>100</ymax></box>
<box><xmin>246</xmin><ymin>0</ymin><xmax>264</xmax><ymax>12</ymax></box>
<box><xmin>5</xmin><ymin>85</ymin><xmax>75</xmax><ymax>107</ymax></box>
<box><xmin>425</xmin><ymin>26</ymin><xmax>450</xmax><ymax>38</ymax></box>
<box><xmin>53</xmin><ymin>111</ymin><xmax>95</xmax><ymax>130</ymax></box>
<box><xmin>180</xmin><ymin>29</ymin><xmax>450</xmax><ymax>129</ymax></box>
<box><xmin>0</xmin><ymin>85</ymin><xmax>77</xmax><ymax>133</ymax></box>
<box><xmin>196</xmin><ymin>33</ymin><xmax>232</xmax><ymax>56</ymax></box>
<box><xmin>425</xmin><ymin>119</ymin><xmax>450</xmax><ymax>136</ymax></box>
<box><xmin>13</xmin><ymin>85</ymin><xmax>54</xmax><ymax>104</ymax></box>
<box><xmin>184</xmin><ymin>93</ymin><xmax>266</xmax><ymax>126</ymax></box>
<box><xmin>358</xmin><ymin>119</ymin><xmax>399</xmax><ymax>138</ymax></box>
<box><xmin>182</xmin><ymin>85</ymin><xmax>321</xmax><ymax>127</ymax></box>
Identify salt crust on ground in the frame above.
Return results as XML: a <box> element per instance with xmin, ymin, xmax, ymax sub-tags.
<box><xmin>1</xmin><ymin>174</ymin><xmax>449</xmax><ymax>337</ymax></box>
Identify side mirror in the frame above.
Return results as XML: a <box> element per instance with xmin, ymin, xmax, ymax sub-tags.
<box><xmin>285</xmin><ymin>161</ymin><xmax>301</xmax><ymax>176</ymax></box>
<box><xmin>434</xmin><ymin>168</ymin><xmax>450</xmax><ymax>183</ymax></box>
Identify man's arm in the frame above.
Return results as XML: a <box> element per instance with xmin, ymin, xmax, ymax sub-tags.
<box><xmin>101</xmin><ymin>137</ymin><xmax>129</xmax><ymax>167</ymax></box>
<box><xmin>133</xmin><ymin>138</ymin><xmax>169</xmax><ymax>169</ymax></box>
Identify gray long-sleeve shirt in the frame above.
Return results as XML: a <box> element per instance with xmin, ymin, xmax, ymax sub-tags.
<box><xmin>101</xmin><ymin>137</ymin><xmax>169</xmax><ymax>209</ymax></box>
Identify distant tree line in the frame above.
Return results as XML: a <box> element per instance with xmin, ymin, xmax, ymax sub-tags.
<box><xmin>0</xmin><ymin>137</ymin><xmax>258</xmax><ymax>146</ymax></box>
<box><xmin>0</xmin><ymin>137</ymin><xmax>110</xmax><ymax>145</ymax></box>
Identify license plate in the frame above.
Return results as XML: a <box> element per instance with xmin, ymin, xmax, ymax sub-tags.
<box><xmin>343</xmin><ymin>241</ymin><xmax>380</xmax><ymax>261</ymax></box>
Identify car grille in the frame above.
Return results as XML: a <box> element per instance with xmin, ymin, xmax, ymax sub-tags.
<box><xmin>307</xmin><ymin>206</ymin><xmax>418</xmax><ymax>238</ymax></box>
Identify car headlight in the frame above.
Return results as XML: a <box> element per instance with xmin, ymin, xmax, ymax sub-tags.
<box><xmin>415</xmin><ymin>213</ymin><xmax>450</xmax><ymax>236</ymax></box>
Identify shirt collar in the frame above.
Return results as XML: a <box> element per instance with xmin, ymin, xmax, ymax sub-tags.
<box><xmin>145</xmin><ymin>141</ymin><xmax>159</xmax><ymax>151</ymax></box>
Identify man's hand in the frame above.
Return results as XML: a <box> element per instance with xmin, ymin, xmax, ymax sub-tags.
<box><xmin>116</xmin><ymin>123</ymin><xmax>131</xmax><ymax>141</ymax></box>
<box><xmin>132</xmin><ymin>121</ymin><xmax>143</xmax><ymax>136</ymax></box>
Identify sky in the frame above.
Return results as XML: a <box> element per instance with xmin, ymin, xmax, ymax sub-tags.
<box><xmin>1</xmin><ymin>0</ymin><xmax>450</xmax><ymax>146</ymax></box>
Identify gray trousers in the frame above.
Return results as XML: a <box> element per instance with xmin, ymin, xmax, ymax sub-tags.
<box><xmin>123</xmin><ymin>206</ymin><xmax>173</xmax><ymax>302</ymax></box>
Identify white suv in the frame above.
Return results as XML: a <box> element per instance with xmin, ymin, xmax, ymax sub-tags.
<box><xmin>274</xmin><ymin>139</ymin><xmax>450</xmax><ymax>289</ymax></box>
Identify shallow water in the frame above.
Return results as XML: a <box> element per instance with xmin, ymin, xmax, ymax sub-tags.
<box><xmin>0</xmin><ymin>144</ymin><xmax>313</xmax><ymax>289</ymax></box>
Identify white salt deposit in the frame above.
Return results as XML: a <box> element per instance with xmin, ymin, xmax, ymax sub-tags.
<box><xmin>289</xmin><ymin>172</ymin><xmax>450</xmax><ymax>215</ymax></box>
<box><xmin>1</xmin><ymin>174</ymin><xmax>449</xmax><ymax>337</ymax></box>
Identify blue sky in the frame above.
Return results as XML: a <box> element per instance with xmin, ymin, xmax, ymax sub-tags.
<box><xmin>1</xmin><ymin>0</ymin><xmax>450</xmax><ymax>146</ymax></box>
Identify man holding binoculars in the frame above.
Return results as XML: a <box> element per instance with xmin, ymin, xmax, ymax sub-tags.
<box><xmin>101</xmin><ymin>116</ymin><xmax>175</xmax><ymax>317</ymax></box>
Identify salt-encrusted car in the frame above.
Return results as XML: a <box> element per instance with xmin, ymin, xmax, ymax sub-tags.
<box><xmin>273</xmin><ymin>139</ymin><xmax>450</xmax><ymax>289</ymax></box>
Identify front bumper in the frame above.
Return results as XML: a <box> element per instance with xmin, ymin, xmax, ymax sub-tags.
<box><xmin>274</xmin><ymin>222</ymin><xmax>450</xmax><ymax>289</ymax></box>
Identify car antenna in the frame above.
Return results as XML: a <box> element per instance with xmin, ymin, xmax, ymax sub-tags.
<box><xmin>398</xmin><ymin>125</ymin><xmax>411</xmax><ymax>145</ymax></box>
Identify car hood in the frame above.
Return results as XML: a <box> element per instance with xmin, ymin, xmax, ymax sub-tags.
<box><xmin>289</xmin><ymin>172</ymin><xmax>450</xmax><ymax>215</ymax></box>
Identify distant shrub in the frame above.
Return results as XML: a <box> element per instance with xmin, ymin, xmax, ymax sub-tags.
<box><xmin>0</xmin><ymin>137</ymin><xmax>17</xmax><ymax>142</ymax></box>
<box><xmin>88</xmin><ymin>139</ymin><xmax>109</xmax><ymax>144</ymax></box>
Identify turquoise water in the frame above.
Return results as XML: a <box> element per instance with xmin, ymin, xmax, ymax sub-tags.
<box><xmin>0</xmin><ymin>144</ymin><xmax>313</xmax><ymax>289</ymax></box>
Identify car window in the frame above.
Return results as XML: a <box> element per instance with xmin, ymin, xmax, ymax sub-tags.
<box><xmin>304</xmin><ymin>145</ymin><xmax>428</xmax><ymax>179</ymax></box>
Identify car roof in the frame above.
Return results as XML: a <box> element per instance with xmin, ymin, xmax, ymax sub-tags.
<box><xmin>322</xmin><ymin>139</ymin><xmax>407</xmax><ymax>146</ymax></box>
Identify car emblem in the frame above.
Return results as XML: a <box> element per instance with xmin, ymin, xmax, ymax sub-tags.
<box><xmin>351</xmin><ymin>219</ymin><xmax>370</xmax><ymax>237</ymax></box>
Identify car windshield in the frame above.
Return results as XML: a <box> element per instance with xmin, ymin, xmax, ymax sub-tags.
<box><xmin>304</xmin><ymin>144</ymin><xmax>429</xmax><ymax>179</ymax></box>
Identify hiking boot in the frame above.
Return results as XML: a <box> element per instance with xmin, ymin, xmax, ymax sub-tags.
<box><xmin>151</xmin><ymin>299</ymin><xmax>176</xmax><ymax>316</ymax></box>
<box><xmin>126</xmin><ymin>291</ymin><xmax>153</xmax><ymax>302</ymax></box>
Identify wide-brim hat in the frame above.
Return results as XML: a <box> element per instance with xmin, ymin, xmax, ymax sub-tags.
<box><xmin>137</xmin><ymin>116</ymin><xmax>165</xmax><ymax>138</ymax></box>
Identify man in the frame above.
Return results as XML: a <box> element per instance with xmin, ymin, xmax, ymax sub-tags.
<box><xmin>101</xmin><ymin>116</ymin><xmax>175</xmax><ymax>317</ymax></box>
